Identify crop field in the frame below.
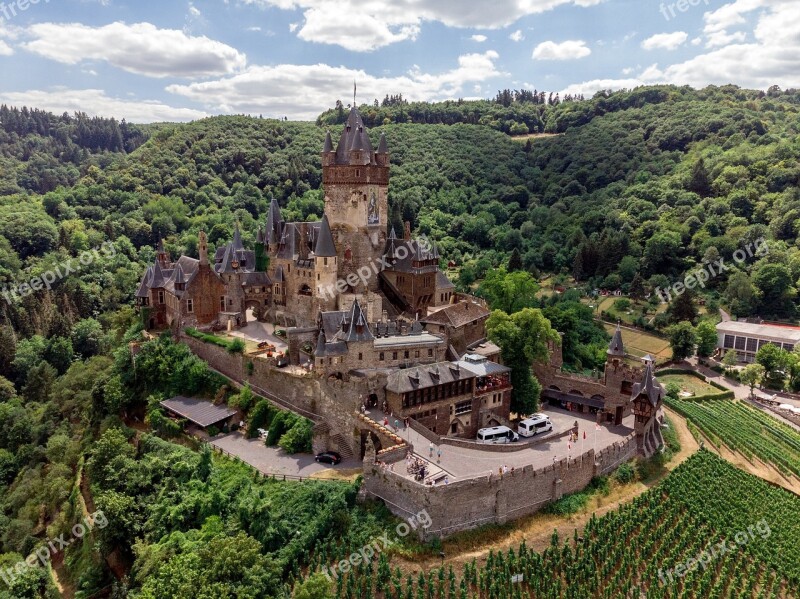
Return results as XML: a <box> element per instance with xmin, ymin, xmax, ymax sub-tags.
<box><xmin>666</xmin><ymin>398</ymin><xmax>800</xmax><ymax>478</ymax></box>
<box><xmin>317</xmin><ymin>452</ymin><xmax>799</xmax><ymax>598</ymax></box>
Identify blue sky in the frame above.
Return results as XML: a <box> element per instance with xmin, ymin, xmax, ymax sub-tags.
<box><xmin>0</xmin><ymin>0</ymin><xmax>797</xmax><ymax>122</ymax></box>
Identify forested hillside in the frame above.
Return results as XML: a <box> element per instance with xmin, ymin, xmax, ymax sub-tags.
<box><xmin>2</xmin><ymin>84</ymin><xmax>800</xmax><ymax>597</ymax></box>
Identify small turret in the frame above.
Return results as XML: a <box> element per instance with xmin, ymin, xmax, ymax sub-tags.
<box><xmin>199</xmin><ymin>231</ymin><xmax>209</xmax><ymax>266</ymax></box>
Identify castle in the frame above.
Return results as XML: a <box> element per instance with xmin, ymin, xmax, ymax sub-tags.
<box><xmin>134</xmin><ymin>104</ymin><xmax>664</xmax><ymax>455</ymax></box>
<box><xmin>135</xmin><ymin>105</ymin><xmax>513</xmax><ymax>440</ymax></box>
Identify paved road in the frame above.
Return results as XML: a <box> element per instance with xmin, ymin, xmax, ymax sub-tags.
<box><xmin>210</xmin><ymin>431</ymin><xmax>359</xmax><ymax>477</ymax></box>
<box><xmin>368</xmin><ymin>407</ymin><xmax>635</xmax><ymax>482</ymax></box>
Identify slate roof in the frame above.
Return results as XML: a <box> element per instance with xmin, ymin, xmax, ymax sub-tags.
<box><xmin>436</xmin><ymin>270</ymin><xmax>455</xmax><ymax>290</ymax></box>
<box><xmin>456</xmin><ymin>354</ymin><xmax>511</xmax><ymax>377</ymax></box>
<box><xmin>135</xmin><ymin>266</ymin><xmax>153</xmax><ymax>298</ymax></box>
<box><xmin>383</xmin><ymin>238</ymin><xmax>440</xmax><ymax>274</ymax></box>
<box><xmin>386</xmin><ymin>362</ymin><xmax>475</xmax><ymax>394</ymax></box>
<box><xmin>344</xmin><ymin>300</ymin><xmax>374</xmax><ymax>342</ymax></box>
<box><xmin>161</xmin><ymin>396</ymin><xmax>236</xmax><ymax>428</ymax></box>
<box><xmin>420</xmin><ymin>301</ymin><xmax>490</xmax><ymax>329</ymax></box>
<box><xmin>314</xmin><ymin>215</ymin><xmax>337</xmax><ymax>257</ymax></box>
<box><xmin>334</xmin><ymin>107</ymin><xmax>375</xmax><ymax>166</ymax></box>
<box><xmin>630</xmin><ymin>363</ymin><xmax>664</xmax><ymax>407</ymax></box>
<box><xmin>266</xmin><ymin>198</ymin><xmax>283</xmax><ymax>245</ymax></box>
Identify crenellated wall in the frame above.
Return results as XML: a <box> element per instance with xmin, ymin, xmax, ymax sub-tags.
<box><xmin>363</xmin><ymin>432</ymin><xmax>636</xmax><ymax>538</ymax></box>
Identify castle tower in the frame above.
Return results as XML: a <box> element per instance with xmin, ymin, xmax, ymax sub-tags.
<box><xmin>607</xmin><ymin>322</ymin><xmax>625</xmax><ymax>367</ymax></box>
<box><xmin>321</xmin><ymin>106</ymin><xmax>389</xmax><ymax>291</ymax></box>
<box><xmin>631</xmin><ymin>362</ymin><xmax>665</xmax><ymax>457</ymax></box>
<box><xmin>313</xmin><ymin>214</ymin><xmax>338</xmax><ymax>312</ymax></box>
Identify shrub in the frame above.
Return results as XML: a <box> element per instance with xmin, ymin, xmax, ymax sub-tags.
<box><xmin>248</xmin><ymin>400</ymin><xmax>275</xmax><ymax>439</ymax></box>
<box><xmin>228</xmin><ymin>338</ymin><xmax>246</xmax><ymax>354</ymax></box>
<box><xmin>614</xmin><ymin>462</ymin><xmax>636</xmax><ymax>485</ymax></box>
<box><xmin>206</xmin><ymin>425</ymin><xmax>220</xmax><ymax>437</ymax></box>
<box><xmin>278</xmin><ymin>418</ymin><xmax>313</xmax><ymax>454</ymax></box>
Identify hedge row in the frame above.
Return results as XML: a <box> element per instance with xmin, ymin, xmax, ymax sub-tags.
<box><xmin>185</xmin><ymin>327</ymin><xmax>245</xmax><ymax>354</ymax></box>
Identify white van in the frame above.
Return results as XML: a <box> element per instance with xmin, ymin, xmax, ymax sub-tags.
<box><xmin>518</xmin><ymin>414</ymin><xmax>553</xmax><ymax>438</ymax></box>
<box><xmin>477</xmin><ymin>426</ymin><xmax>519</xmax><ymax>444</ymax></box>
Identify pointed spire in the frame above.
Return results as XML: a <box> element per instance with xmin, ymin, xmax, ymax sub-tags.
<box><xmin>150</xmin><ymin>259</ymin><xmax>166</xmax><ymax>288</ymax></box>
<box><xmin>266</xmin><ymin>198</ymin><xmax>282</xmax><ymax>244</ymax></box>
<box><xmin>631</xmin><ymin>361</ymin><xmax>664</xmax><ymax>407</ymax></box>
<box><xmin>135</xmin><ymin>266</ymin><xmax>153</xmax><ymax>298</ymax></box>
<box><xmin>232</xmin><ymin>222</ymin><xmax>244</xmax><ymax>251</ymax></box>
<box><xmin>157</xmin><ymin>238</ymin><xmax>165</xmax><ymax>253</ymax></box>
<box><xmin>388</xmin><ymin>226</ymin><xmax>397</xmax><ymax>239</ymax></box>
<box><xmin>314</xmin><ymin>215</ymin><xmax>337</xmax><ymax>258</ymax></box>
<box><xmin>172</xmin><ymin>263</ymin><xmax>187</xmax><ymax>285</ymax></box>
<box><xmin>607</xmin><ymin>322</ymin><xmax>625</xmax><ymax>357</ymax></box>
<box><xmin>377</xmin><ymin>132</ymin><xmax>388</xmax><ymax>154</ymax></box>
<box><xmin>315</xmin><ymin>327</ymin><xmax>327</xmax><ymax>358</ymax></box>
<box><xmin>323</xmin><ymin>131</ymin><xmax>333</xmax><ymax>153</ymax></box>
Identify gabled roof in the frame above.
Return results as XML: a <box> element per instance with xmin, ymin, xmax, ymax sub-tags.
<box><xmin>172</xmin><ymin>263</ymin><xmax>187</xmax><ymax>285</ymax></box>
<box><xmin>607</xmin><ymin>323</ymin><xmax>625</xmax><ymax>356</ymax></box>
<box><xmin>314</xmin><ymin>215</ymin><xmax>337</xmax><ymax>257</ymax></box>
<box><xmin>631</xmin><ymin>362</ymin><xmax>664</xmax><ymax>407</ymax></box>
<box><xmin>344</xmin><ymin>300</ymin><xmax>374</xmax><ymax>342</ymax></box>
<box><xmin>436</xmin><ymin>270</ymin><xmax>455</xmax><ymax>290</ymax></box>
<box><xmin>384</xmin><ymin>238</ymin><xmax>440</xmax><ymax>274</ymax></box>
<box><xmin>160</xmin><ymin>396</ymin><xmax>236</xmax><ymax>428</ymax></box>
<box><xmin>420</xmin><ymin>301</ymin><xmax>490</xmax><ymax>329</ymax></box>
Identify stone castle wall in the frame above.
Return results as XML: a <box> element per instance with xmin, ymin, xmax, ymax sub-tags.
<box><xmin>363</xmin><ymin>432</ymin><xmax>636</xmax><ymax>538</ymax></box>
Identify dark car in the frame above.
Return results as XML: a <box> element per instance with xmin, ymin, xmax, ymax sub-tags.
<box><xmin>315</xmin><ymin>451</ymin><xmax>342</xmax><ymax>465</ymax></box>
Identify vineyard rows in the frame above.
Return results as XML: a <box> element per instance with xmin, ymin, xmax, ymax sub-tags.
<box><xmin>666</xmin><ymin>398</ymin><xmax>800</xmax><ymax>478</ymax></box>
<box><xmin>307</xmin><ymin>451</ymin><xmax>799</xmax><ymax>598</ymax></box>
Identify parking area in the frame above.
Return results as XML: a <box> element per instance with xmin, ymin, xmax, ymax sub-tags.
<box><xmin>209</xmin><ymin>432</ymin><xmax>359</xmax><ymax>478</ymax></box>
<box><xmin>373</xmin><ymin>406</ymin><xmax>635</xmax><ymax>482</ymax></box>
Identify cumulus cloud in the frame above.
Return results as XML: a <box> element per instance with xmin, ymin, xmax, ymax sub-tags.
<box><xmin>0</xmin><ymin>88</ymin><xmax>208</xmax><ymax>122</ymax></box>
<box><xmin>0</xmin><ymin>40</ymin><xmax>12</xmax><ymax>56</ymax></box>
<box><xmin>641</xmin><ymin>32</ymin><xmax>688</xmax><ymax>51</ymax></box>
<box><xmin>562</xmin><ymin>1</ymin><xmax>800</xmax><ymax>96</ymax></box>
<box><xmin>166</xmin><ymin>51</ymin><xmax>504</xmax><ymax>119</ymax></box>
<box><xmin>22</xmin><ymin>21</ymin><xmax>247</xmax><ymax>78</ymax></box>
<box><xmin>509</xmin><ymin>29</ymin><xmax>523</xmax><ymax>42</ymax></box>
<box><xmin>532</xmin><ymin>40</ymin><xmax>591</xmax><ymax>60</ymax></box>
<box><xmin>239</xmin><ymin>0</ymin><xmax>602</xmax><ymax>51</ymax></box>
<box><xmin>471</xmin><ymin>34</ymin><xmax>487</xmax><ymax>42</ymax></box>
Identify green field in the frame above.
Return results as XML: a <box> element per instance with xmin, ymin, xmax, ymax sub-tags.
<box><xmin>659</xmin><ymin>373</ymin><xmax>721</xmax><ymax>397</ymax></box>
<box><xmin>602</xmin><ymin>323</ymin><xmax>672</xmax><ymax>363</ymax></box>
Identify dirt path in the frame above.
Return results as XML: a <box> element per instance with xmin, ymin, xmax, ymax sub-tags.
<box><xmin>391</xmin><ymin>408</ymin><xmax>699</xmax><ymax>575</ymax></box>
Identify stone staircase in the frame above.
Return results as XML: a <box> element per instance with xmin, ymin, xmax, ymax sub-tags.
<box><xmin>330</xmin><ymin>433</ymin><xmax>354</xmax><ymax>459</ymax></box>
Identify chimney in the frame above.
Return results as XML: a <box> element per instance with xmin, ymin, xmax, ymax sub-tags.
<box><xmin>403</xmin><ymin>221</ymin><xmax>412</xmax><ymax>241</ymax></box>
<box><xmin>199</xmin><ymin>231</ymin><xmax>209</xmax><ymax>266</ymax></box>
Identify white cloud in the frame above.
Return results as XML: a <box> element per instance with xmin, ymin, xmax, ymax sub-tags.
<box><xmin>705</xmin><ymin>30</ymin><xmax>747</xmax><ymax>48</ymax></box>
<box><xmin>167</xmin><ymin>50</ymin><xmax>504</xmax><ymax>119</ymax></box>
<box><xmin>532</xmin><ymin>40</ymin><xmax>590</xmax><ymax>60</ymax></box>
<box><xmin>0</xmin><ymin>88</ymin><xmax>208</xmax><ymax>122</ymax></box>
<box><xmin>562</xmin><ymin>1</ymin><xmax>800</xmax><ymax>96</ymax></box>
<box><xmin>240</xmin><ymin>0</ymin><xmax>603</xmax><ymax>51</ymax></box>
<box><xmin>641</xmin><ymin>31</ymin><xmax>688</xmax><ymax>51</ymax></box>
<box><xmin>471</xmin><ymin>34</ymin><xmax>487</xmax><ymax>42</ymax></box>
<box><xmin>509</xmin><ymin>29</ymin><xmax>523</xmax><ymax>42</ymax></box>
<box><xmin>0</xmin><ymin>40</ymin><xmax>12</xmax><ymax>56</ymax></box>
<box><xmin>22</xmin><ymin>22</ymin><xmax>247</xmax><ymax>78</ymax></box>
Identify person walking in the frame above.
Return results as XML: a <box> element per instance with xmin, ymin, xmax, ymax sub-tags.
<box><xmin>429</xmin><ymin>442</ymin><xmax>434</xmax><ymax>458</ymax></box>
<box><xmin>437</xmin><ymin>448</ymin><xmax>442</xmax><ymax>463</ymax></box>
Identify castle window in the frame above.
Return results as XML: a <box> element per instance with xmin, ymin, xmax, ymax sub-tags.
<box><xmin>392</xmin><ymin>351</ymin><xmax>397</xmax><ymax>360</ymax></box>
<box><xmin>415</xmin><ymin>350</ymin><xmax>420</xmax><ymax>358</ymax></box>
<box><xmin>404</xmin><ymin>350</ymin><xmax>409</xmax><ymax>359</ymax></box>
<box><xmin>358</xmin><ymin>353</ymin><xmax>363</xmax><ymax>360</ymax></box>
<box><xmin>324</xmin><ymin>257</ymin><xmax>328</xmax><ymax>266</ymax></box>
<box><xmin>428</xmin><ymin>349</ymin><xmax>433</xmax><ymax>357</ymax></box>
<box><xmin>356</xmin><ymin>169</ymin><xmax>361</xmax><ymax>177</ymax></box>
<box><xmin>187</xmin><ymin>299</ymin><xmax>194</xmax><ymax>313</ymax></box>
<box><xmin>158</xmin><ymin>291</ymin><xmax>165</xmax><ymax>304</ymax></box>
<box><xmin>379</xmin><ymin>352</ymin><xmax>384</xmax><ymax>361</ymax></box>
<box><xmin>220</xmin><ymin>297</ymin><xmax>225</xmax><ymax>311</ymax></box>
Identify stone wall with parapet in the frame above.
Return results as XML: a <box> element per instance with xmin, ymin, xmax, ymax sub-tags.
<box><xmin>363</xmin><ymin>432</ymin><xmax>637</xmax><ymax>538</ymax></box>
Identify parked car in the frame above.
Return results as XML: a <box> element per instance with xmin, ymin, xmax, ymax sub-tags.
<box><xmin>315</xmin><ymin>451</ymin><xmax>342</xmax><ymax>465</ymax></box>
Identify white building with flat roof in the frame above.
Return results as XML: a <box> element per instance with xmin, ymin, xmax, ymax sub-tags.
<box><xmin>716</xmin><ymin>321</ymin><xmax>800</xmax><ymax>363</ymax></box>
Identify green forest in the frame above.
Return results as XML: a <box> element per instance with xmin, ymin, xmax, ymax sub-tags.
<box><xmin>2</xmin><ymin>83</ymin><xmax>800</xmax><ymax>596</ymax></box>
